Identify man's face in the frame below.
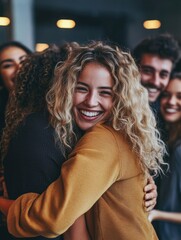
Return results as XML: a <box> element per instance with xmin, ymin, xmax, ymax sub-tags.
<box><xmin>139</xmin><ymin>54</ymin><xmax>173</xmax><ymax>103</ymax></box>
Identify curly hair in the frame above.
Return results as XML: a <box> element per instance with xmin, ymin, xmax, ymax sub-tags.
<box><xmin>46</xmin><ymin>41</ymin><xmax>165</xmax><ymax>176</ymax></box>
<box><xmin>132</xmin><ymin>33</ymin><xmax>180</xmax><ymax>68</ymax></box>
<box><xmin>0</xmin><ymin>43</ymin><xmax>77</xmax><ymax>162</ymax></box>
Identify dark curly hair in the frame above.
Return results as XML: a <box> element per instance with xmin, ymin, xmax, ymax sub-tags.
<box><xmin>132</xmin><ymin>33</ymin><xmax>180</xmax><ymax>68</ymax></box>
<box><xmin>0</xmin><ymin>42</ymin><xmax>78</xmax><ymax>162</ymax></box>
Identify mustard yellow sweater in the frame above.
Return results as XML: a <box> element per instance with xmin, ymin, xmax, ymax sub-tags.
<box><xmin>7</xmin><ymin>123</ymin><xmax>158</xmax><ymax>240</ymax></box>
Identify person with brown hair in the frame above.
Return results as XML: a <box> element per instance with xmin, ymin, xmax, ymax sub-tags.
<box><xmin>149</xmin><ymin>68</ymin><xmax>181</xmax><ymax>240</ymax></box>
<box><xmin>0</xmin><ymin>40</ymin><xmax>32</xmax><ymax>239</ymax></box>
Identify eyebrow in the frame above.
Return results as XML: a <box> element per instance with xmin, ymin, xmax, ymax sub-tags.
<box><xmin>19</xmin><ymin>55</ymin><xmax>27</xmax><ymax>60</ymax></box>
<box><xmin>77</xmin><ymin>81</ymin><xmax>112</xmax><ymax>90</ymax></box>
<box><xmin>141</xmin><ymin>65</ymin><xmax>170</xmax><ymax>73</ymax></box>
<box><xmin>0</xmin><ymin>55</ymin><xmax>27</xmax><ymax>66</ymax></box>
<box><xmin>0</xmin><ymin>59</ymin><xmax>14</xmax><ymax>66</ymax></box>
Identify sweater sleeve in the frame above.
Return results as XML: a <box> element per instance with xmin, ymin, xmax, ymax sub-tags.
<box><xmin>7</xmin><ymin>124</ymin><xmax>120</xmax><ymax>238</ymax></box>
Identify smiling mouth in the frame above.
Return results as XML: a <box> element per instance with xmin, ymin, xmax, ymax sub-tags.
<box><xmin>165</xmin><ymin>108</ymin><xmax>180</xmax><ymax>113</ymax></box>
<box><xmin>80</xmin><ymin>110</ymin><xmax>102</xmax><ymax>118</ymax></box>
<box><xmin>147</xmin><ymin>87</ymin><xmax>159</xmax><ymax>93</ymax></box>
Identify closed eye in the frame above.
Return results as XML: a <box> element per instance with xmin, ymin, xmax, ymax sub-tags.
<box><xmin>1</xmin><ymin>63</ymin><xmax>14</xmax><ymax>69</ymax></box>
<box><xmin>75</xmin><ymin>86</ymin><xmax>88</xmax><ymax>92</ymax></box>
<box><xmin>176</xmin><ymin>93</ymin><xmax>181</xmax><ymax>100</ymax></box>
<box><xmin>100</xmin><ymin>91</ymin><xmax>112</xmax><ymax>96</ymax></box>
<box><xmin>160</xmin><ymin>71</ymin><xmax>169</xmax><ymax>79</ymax></box>
<box><xmin>141</xmin><ymin>67</ymin><xmax>153</xmax><ymax>75</ymax></box>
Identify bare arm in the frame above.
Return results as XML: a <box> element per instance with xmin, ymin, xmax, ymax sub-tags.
<box><xmin>148</xmin><ymin>209</ymin><xmax>181</xmax><ymax>224</ymax></box>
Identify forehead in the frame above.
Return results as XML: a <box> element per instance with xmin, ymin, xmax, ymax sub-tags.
<box><xmin>0</xmin><ymin>46</ymin><xmax>27</xmax><ymax>60</ymax></box>
<box><xmin>140</xmin><ymin>53</ymin><xmax>173</xmax><ymax>72</ymax></box>
<box><xmin>166</xmin><ymin>78</ymin><xmax>181</xmax><ymax>91</ymax></box>
<box><xmin>78</xmin><ymin>62</ymin><xmax>113</xmax><ymax>86</ymax></box>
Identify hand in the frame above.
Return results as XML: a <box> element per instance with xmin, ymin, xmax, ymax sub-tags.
<box><xmin>148</xmin><ymin>209</ymin><xmax>159</xmax><ymax>222</ymax></box>
<box><xmin>0</xmin><ymin>175</ymin><xmax>5</xmax><ymax>196</ymax></box>
<box><xmin>0</xmin><ymin>175</ymin><xmax>8</xmax><ymax>198</ymax></box>
<box><xmin>144</xmin><ymin>176</ymin><xmax>157</xmax><ymax>212</ymax></box>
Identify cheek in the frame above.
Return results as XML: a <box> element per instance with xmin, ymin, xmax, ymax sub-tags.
<box><xmin>141</xmin><ymin>75</ymin><xmax>150</xmax><ymax>84</ymax></box>
<box><xmin>160</xmin><ymin>99</ymin><xmax>167</xmax><ymax>106</ymax></box>
<box><xmin>104</xmin><ymin>100</ymin><xmax>113</xmax><ymax>112</ymax></box>
<box><xmin>1</xmin><ymin>69</ymin><xmax>13</xmax><ymax>79</ymax></box>
<box><xmin>73</xmin><ymin>93</ymin><xmax>85</xmax><ymax>106</ymax></box>
<box><xmin>161</xmin><ymin>79</ymin><xmax>169</xmax><ymax>88</ymax></box>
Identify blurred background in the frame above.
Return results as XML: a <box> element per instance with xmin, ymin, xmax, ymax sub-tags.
<box><xmin>0</xmin><ymin>0</ymin><xmax>181</xmax><ymax>51</ymax></box>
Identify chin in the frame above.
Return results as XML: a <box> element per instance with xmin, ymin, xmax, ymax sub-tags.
<box><xmin>165</xmin><ymin>117</ymin><xmax>179</xmax><ymax>123</ymax></box>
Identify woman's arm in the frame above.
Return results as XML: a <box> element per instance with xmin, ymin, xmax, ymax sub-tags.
<box><xmin>148</xmin><ymin>209</ymin><xmax>181</xmax><ymax>223</ymax></box>
<box><xmin>64</xmin><ymin>215</ymin><xmax>90</xmax><ymax>240</ymax></box>
<box><xmin>7</xmin><ymin>126</ymin><xmax>120</xmax><ymax>238</ymax></box>
<box><xmin>0</xmin><ymin>198</ymin><xmax>91</xmax><ymax>240</ymax></box>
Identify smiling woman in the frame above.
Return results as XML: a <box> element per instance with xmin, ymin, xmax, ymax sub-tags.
<box><xmin>149</xmin><ymin>70</ymin><xmax>181</xmax><ymax>240</ymax></box>
<box><xmin>0</xmin><ymin>40</ymin><xmax>31</xmax><ymax>240</ymax></box>
<box><xmin>73</xmin><ymin>62</ymin><xmax>113</xmax><ymax>131</ymax></box>
<box><xmin>0</xmin><ymin>41</ymin><xmax>32</xmax><ymax>91</ymax></box>
<box><xmin>0</xmin><ymin>41</ymin><xmax>31</xmax><ymax>127</ymax></box>
<box><xmin>160</xmin><ymin>76</ymin><xmax>181</xmax><ymax>123</ymax></box>
<box><xmin>0</xmin><ymin>41</ymin><xmax>165</xmax><ymax>240</ymax></box>
<box><xmin>0</xmin><ymin>41</ymin><xmax>31</xmax><ymax>152</ymax></box>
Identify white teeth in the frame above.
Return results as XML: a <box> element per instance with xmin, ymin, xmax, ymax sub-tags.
<box><xmin>80</xmin><ymin>110</ymin><xmax>100</xmax><ymax>117</ymax></box>
<box><xmin>147</xmin><ymin>88</ymin><xmax>158</xmax><ymax>93</ymax></box>
<box><xmin>165</xmin><ymin>108</ymin><xmax>178</xmax><ymax>113</ymax></box>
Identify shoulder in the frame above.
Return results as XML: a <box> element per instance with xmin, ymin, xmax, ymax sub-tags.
<box><xmin>14</xmin><ymin>111</ymin><xmax>54</xmax><ymax>142</ymax></box>
<box><xmin>24</xmin><ymin>111</ymin><xmax>49</xmax><ymax>125</ymax></box>
<box><xmin>20</xmin><ymin>111</ymin><xmax>52</xmax><ymax>132</ymax></box>
<box><xmin>85</xmin><ymin>123</ymin><xmax>118</xmax><ymax>141</ymax></box>
<box><xmin>171</xmin><ymin>141</ymin><xmax>181</xmax><ymax>167</ymax></box>
<box><xmin>173</xmin><ymin>140</ymin><xmax>181</xmax><ymax>155</ymax></box>
<box><xmin>76</xmin><ymin>123</ymin><xmax>128</xmax><ymax>153</ymax></box>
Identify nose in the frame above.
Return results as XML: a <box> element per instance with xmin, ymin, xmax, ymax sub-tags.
<box><xmin>85</xmin><ymin>91</ymin><xmax>99</xmax><ymax>107</ymax></box>
<box><xmin>151</xmin><ymin>72</ymin><xmax>160</xmax><ymax>87</ymax></box>
<box><xmin>168</xmin><ymin>95</ymin><xmax>177</xmax><ymax>105</ymax></box>
<box><xmin>12</xmin><ymin>61</ymin><xmax>21</xmax><ymax>74</ymax></box>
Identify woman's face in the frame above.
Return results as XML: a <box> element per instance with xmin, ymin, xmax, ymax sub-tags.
<box><xmin>73</xmin><ymin>62</ymin><xmax>114</xmax><ymax>131</ymax></box>
<box><xmin>0</xmin><ymin>46</ymin><xmax>28</xmax><ymax>91</ymax></box>
<box><xmin>161</xmin><ymin>78</ymin><xmax>181</xmax><ymax>123</ymax></box>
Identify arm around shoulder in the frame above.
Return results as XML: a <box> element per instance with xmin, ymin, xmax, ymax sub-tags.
<box><xmin>7</xmin><ymin>125</ymin><xmax>120</xmax><ymax>238</ymax></box>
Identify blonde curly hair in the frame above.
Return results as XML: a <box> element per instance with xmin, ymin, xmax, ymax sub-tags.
<box><xmin>47</xmin><ymin>41</ymin><xmax>165</xmax><ymax>175</ymax></box>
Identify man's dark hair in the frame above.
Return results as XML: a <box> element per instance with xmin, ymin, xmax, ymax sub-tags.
<box><xmin>132</xmin><ymin>34</ymin><xmax>180</xmax><ymax>67</ymax></box>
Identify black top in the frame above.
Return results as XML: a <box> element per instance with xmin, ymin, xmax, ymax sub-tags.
<box><xmin>149</xmin><ymin>98</ymin><xmax>167</xmax><ymax>141</ymax></box>
<box><xmin>154</xmin><ymin>140</ymin><xmax>181</xmax><ymax>240</ymax></box>
<box><xmin>4</xmin><ymin>111</ymin><xmax>64</xmax><ymax>240</ymax></box>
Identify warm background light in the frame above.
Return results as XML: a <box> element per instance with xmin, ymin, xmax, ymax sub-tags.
<box><xmin>36</xmin><ymin>43</ymin><xmax>49</xmax><ymax>52</ymax></box>
<box><xmin>143</xmin><ymin>20</ymin><xmax>161</xmax><ymax>29</ymax></box>
<box><xmin>0</xmin><ymin>17</ymin><xmax>10</xmax><ymax>26</ymax></box>
<box><xmin>56</xmin><ymin>19</ymin><xmax>76</xmax><ymax>29</ymax></box>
